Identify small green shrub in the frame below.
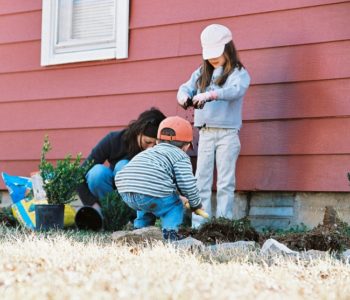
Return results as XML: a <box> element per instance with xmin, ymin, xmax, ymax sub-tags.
<box><xmin>39</xmin><ymin>136</ymin><xmax>90</xmax><ymax>205</ymax></box>
<box><xmin>100</xmin><ymin>191</ymin><xmax>136</xmax><ymax>231</ymax></box>
<box><xmin>0</xmin><ymin>206</ymin><xmax>18</xmax><ymax>227</ymax></box>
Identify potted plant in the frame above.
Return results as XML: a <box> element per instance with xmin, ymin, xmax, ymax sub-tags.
<box><xmin>36</xmin><ymin>136</ymin><xmax>89</xmax><ymax>230</ymax></box>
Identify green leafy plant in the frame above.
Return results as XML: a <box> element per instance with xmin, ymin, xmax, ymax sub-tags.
<box><xmin>39</xmin><ymin>136</ymin><xmax>90</xmax><ymax>205</ymax></box>
<box><xmin>0</xmin><ymin>206</ymin><xmax>18</xmax><ymax>227</ymax></box>
<box><xmin>100</xmin><ymin>191</ymin><xmax>136</xmax><ymax>231</ymax></box>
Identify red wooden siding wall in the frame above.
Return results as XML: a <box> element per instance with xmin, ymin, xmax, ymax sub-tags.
<box><xmin>0</xmin><ymin>0</ymin><xmax>349</xmax><ymax>191</ymax></box>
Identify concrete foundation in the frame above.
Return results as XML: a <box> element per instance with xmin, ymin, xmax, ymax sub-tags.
<box><xmin>210</xmin><ymin>191</ymin><xmax>350</xmax><ymax>231</ymax></box>
<box><xmin>1</xmin><ymin>190</ymin><xmax>350</xmax><ymax>231</ymax></box>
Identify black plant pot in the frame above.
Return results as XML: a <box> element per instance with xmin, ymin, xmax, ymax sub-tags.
<box><xmin>75</xmin><ymin>206</ymin><xmax>103</xmax><ymax>231</ymax></box>
<box><xmin>35</xmin><ymin>204</ymin><xmax>64</xmax><ymax>231</ymax></box>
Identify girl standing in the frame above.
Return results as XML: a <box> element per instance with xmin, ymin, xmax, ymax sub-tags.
<box><xmin>177</xmin><ymin>24</ymin><xmax>250</xmax><ymax>228</ymax></box>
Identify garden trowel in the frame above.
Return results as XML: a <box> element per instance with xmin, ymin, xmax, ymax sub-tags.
<box><xmin>185</xmin><ymin>202</ymin><xmax>209</xmax><ymax>219</ymax></box>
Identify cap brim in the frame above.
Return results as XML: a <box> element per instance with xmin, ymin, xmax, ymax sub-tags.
<box><xmin>202</xmin><ymin>45</ymin><xmax>225</xmax><ymax>60</ymax></box>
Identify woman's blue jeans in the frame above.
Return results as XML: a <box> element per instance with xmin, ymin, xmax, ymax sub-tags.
<box><xmin>119</xmin><ymin>192</ymin><xmax>183</xmax><ymax>230</ymax></box>
<box><xmin>86</xmin><ymin>160</ymin><xmax>129</xmax><ymax>201</ymax></box>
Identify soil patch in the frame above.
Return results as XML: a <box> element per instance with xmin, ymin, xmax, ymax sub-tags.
<box><xmin>180</xmin><ymin>207</ymin><xmax>350</xmax><ymax>252</ymax></box>
<box><xmin>179</xmin><ymin>217</ymin><xmax>260</xmax><ymax>245</ymax></box>
<box><xmin>262</xmin><ymin>206</ymin><xmax>350</xmax><ymax>252</ymax></box>
<box><xmin>262</xmin><ymin>223</ymin><xmax>350</xmax><ymax>252</ymax></box>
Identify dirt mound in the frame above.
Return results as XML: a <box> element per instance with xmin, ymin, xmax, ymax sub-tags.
<box><xmin>181</xmin><ymin>207</ymin><xmax>350</xmax><ymax>252</ymax></box>
<box><xmin>264</xmin><ymin>223</ymin><xmax>350</xmax><ymax>252</ymax></box>
<box><xmin>180</xmin><ymin>217</ymin><xmax>259</xmax><ymax>245</ymax></box>
<box><xmin>265</xmin><ymin>206</ymin><xmax>350</xmax><ymax>252</ymax></box>
<box><xmin>323</xmin><ymin>205</ymin><xmax>344</xmax><ymax>226</ymax></box>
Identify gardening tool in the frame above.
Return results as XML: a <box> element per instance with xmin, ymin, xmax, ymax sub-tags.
<box><xmin>185</xmin><ymin>202</ymin><xmax>209</xmax><ymax>219</ymax></box>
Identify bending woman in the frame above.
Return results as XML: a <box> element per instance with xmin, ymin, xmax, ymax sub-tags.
<box><xmin>77</xmin><ymin>107</ymin><xmax>166</xmax><ymax>213</ymax></box>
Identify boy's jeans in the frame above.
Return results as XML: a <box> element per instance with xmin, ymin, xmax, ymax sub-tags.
<box><xmin>192</xmin><ymin>128</ymin><xmax>241</xmax><ymax>228</ymax></box>
<box><xmin>86</xmin><ymin>159</ymin><xmax>129</xmax><ymax>201</ymax></box>
<box><xmin>119</xmin><ymin>192</ymin><xmax>183</xmax><ymax>230</ymax></box>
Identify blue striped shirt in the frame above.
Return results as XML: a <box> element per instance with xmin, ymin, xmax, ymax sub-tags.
<box><xmin>115</xmin><ymin>143</ymin><xmax>201</xmax><ymax>208</ymax></box>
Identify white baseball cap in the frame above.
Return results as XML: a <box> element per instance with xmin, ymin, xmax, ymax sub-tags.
<box><xmin>200</xmin><ymin>24</ymin><xmax>232</xmax><ymax>60</ymax></box>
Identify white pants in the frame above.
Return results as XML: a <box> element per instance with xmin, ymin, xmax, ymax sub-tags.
<box><xmin>192</xmin><ymin>128</ymin><xmax>241</xmax><ymax>228</ymax></box>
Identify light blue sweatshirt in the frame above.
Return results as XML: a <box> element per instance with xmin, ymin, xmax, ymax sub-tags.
<box><xmin>177</xmin><ymin>66</ymin><xmax>250</xmax><ymax>129</ymax></box>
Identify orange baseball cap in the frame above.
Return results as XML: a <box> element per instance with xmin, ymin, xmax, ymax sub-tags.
<box><xmin>157</xmin><ymin>116</ymin><xmax>193</xmax><ymax>142</ymax></box>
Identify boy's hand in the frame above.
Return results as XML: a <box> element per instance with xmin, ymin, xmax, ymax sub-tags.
<box><xmin>184</xmin><ymin>202</ymin><xmax>209</xmax><ymax>219</ymax></box>
<box><xmin>179</xmin><ymin>195</ymin><xmax>189</xmax><ymax>206</ymax></box>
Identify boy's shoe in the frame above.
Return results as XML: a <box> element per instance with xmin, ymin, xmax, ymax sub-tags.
<box><xmin>162</xmin><ymin>229</ymin><xmax>184</xmax><ymax>241</ymax></box>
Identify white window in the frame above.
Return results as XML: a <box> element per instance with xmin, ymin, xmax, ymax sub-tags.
<box><xmin>41</xmin><ymin>0</ymin><xmax>129</xmax><ymax>66</ymax></box>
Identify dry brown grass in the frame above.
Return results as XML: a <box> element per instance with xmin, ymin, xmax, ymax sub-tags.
<box><xmin>0</xmin><ymin>226</ymin><xmax>350</xmax><ymax>300</ymax></box>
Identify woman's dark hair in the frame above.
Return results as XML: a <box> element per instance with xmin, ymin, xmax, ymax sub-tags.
<box><xmin>122</xmin><ymin>107</ymin><xmax>166</xmax><ymax>159</ymax></box>
<box><xmin>197</xmin><ymin>41</ymin><xmax>244</xmax><ymax>92</ymax></box>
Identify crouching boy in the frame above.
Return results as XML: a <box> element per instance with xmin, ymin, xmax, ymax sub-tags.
<box><xmin>115</xmin><ymin>116</ymin><xmax>203</xmax><ymax>241</ymax></box>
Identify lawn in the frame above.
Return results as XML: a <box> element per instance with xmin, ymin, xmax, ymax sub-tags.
<box><xmin>0</xmin><ymin>225</ymin><xmax>350</xmax><ymax>300</ymax></box>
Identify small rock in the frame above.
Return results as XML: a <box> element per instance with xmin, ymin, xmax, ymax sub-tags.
<box><xmin>261</xmin><ymin>238</ymin><xmax>298</xmax><ymax>256</ymax></box>
<box><xmin>111</xmin><ymin>226</ymin><xmax>163</xmax><ymax>243</ymax></box>
<box><xmin>170</xmin><ymin>237</ymin><xmax>204</xmax><ymax>250</ymax></box>
<box><xmin>341</xmin><ymin>249</ymin><xmax>350</xmax><ymax>262</ymax></box>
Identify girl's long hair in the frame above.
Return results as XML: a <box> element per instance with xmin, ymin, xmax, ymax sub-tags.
<box><xmin>121</xmin><ymin>107</ymin><xmax>166</xmax><ymax>159</ymax></box>
<box><xmin>197</xmin><ymin>41</ymin><xmax>244</xmax><ymax>92</ymax></box>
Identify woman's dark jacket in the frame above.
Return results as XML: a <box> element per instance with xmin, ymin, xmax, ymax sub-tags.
<box><xmin>77</xmin><ymin>130</ymin><xmax>127</xmax><ymax>205</ymax></box>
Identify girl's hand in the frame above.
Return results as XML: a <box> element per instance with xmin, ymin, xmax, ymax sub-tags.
<box><xmin>193</xmin><ymin>91</ymin><xmax>217</xmax><ymax>109</ymax></box>
<box><xmin>178</xmin><ymin>94</ymin><xmax>190</xmax><ymax>108</ymax></box>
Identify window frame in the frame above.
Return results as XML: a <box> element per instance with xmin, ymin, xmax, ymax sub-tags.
<box><xmin>41</xmin><ymin>0</ymin><xmax>129</xmax><ymax>66</ymax></box>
